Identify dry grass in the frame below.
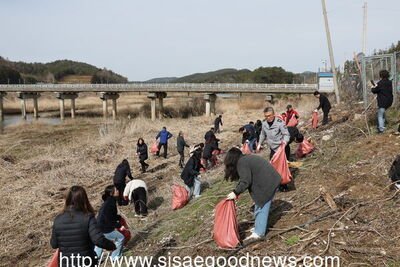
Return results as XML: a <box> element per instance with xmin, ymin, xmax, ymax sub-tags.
<box><xmin>2</xmin><ymin>95</ymin><xmax>398</xmax><ymax>266</ymax></box>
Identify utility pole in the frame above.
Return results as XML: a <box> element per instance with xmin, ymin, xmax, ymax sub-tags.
<box><xmin>362</xmin><ymin>2</ymin><xmax>368</xmax><ymax>54</ymax></box>
<box><xmin>321</xmin><ymin>0</ymin><xmax>341</xmax><ymax>103</ymax></box>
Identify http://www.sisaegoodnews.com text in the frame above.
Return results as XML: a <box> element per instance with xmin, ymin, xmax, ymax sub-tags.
<box><xmin>58</xmin><ymin>252</ymin><xmax>341</xmax><ymax>267</ymax></box>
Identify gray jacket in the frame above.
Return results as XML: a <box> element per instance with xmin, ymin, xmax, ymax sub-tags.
<box><xmin>259</xmin><ymin>117</ymin><xmax>290</xmax><ymax>152</ymax></box>
<box><xmin>233</xmin><ymin>154</ymin><xmax>281</xmax><ymax>207</ymax></box>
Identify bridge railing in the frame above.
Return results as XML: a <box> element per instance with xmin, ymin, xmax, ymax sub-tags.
<box><xmin>0</xmin><ymin>83</ymin><xmax>318</xmax><ymax>92</ymax></box>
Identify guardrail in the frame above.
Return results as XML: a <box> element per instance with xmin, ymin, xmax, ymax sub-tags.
<box><xmin>0</xmin><ymin>83</ymin><xmax>318</xmax><ymax>93</ymax></box>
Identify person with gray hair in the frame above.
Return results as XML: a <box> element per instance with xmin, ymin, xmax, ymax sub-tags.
<box><xmin>257</xmin><ymin>107</ymin><xmax>290</xmax><ymax>159</ymax></box>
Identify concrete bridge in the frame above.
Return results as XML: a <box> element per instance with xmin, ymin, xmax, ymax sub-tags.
<box><xmin>0</xmin><ymin>83</ymin><xmax>318</xmax><ymax>121</ymax></box>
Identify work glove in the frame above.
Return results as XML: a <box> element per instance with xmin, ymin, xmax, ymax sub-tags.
<box><xmin>226</xmin><ymin>192</ymin><xmax>236</xmax><ymax>200</ymax></box>
<box><xmin>123</xmin><ymin>196</ymin><xmax>128</xmax><ymax>201</ymax></box>
<box><xmin>313</xmin><ymin>109</ymin><xmax>318</xmax><ymax>113</ymax></box>
<box><xmin>281</xmin><ymin>141</ymin><xmax>287</xmax><ymax>146</ymax></box>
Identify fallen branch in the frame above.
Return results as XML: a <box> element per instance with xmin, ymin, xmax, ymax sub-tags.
<box><xmin>336</xmin><ymin>245</ymin><xmax>386</xmax><ymax>256</ymax></box>
<box><xmin>228</xmin><ymin>209</ymin><xmax>338</xmax><ymax>256</ymax></box>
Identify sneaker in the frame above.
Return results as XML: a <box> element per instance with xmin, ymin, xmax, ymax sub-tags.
<box><xmin>244</xmin><ymin>232</ymin><xmax>262</xmax><ymax>241</ymax></box>
<box><xmin>395</xmin><ymin>183</ymin><xmax>400</xmax><ymax>190</ymax></box>
<box><xmin>194</xmin><ymin>195</ymin><xmax>201</xmax><ymax>199</ymax></box>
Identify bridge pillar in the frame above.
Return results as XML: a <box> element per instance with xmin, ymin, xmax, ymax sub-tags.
<box><xmin>204</xmin><ymin>93</ymin><xmax>217</xmax><ymax>117</ymax></box>
<box><xmin>17</xmin><ymin>92</ymin><xmax>41</xmax><ymax>120</ymax></box>
<box><xmin>0</xmin><ymin>92</ymin><xmax>6</xmax><ymax>121</ymax></box>
<box><xmin>100</xmin><ymin>92</ymin><xmax>120</xmax><ymax>120</ymax></box>
<box><xmin>148</xmin><ymin>92</ymin><xmax>167</xmax><ymax>121</ymax></box>
<box><xmin>265</xmin><ymin>95</ymin><xmax>274</xmax><ymax>104</ymax></box>
<box><xmin>56</xmin><ymin>92</ymin><xmax>79</xmax><ymax>120</ymax></box>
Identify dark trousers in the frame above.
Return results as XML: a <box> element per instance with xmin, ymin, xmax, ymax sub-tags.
<box><xmin>131</xmin><ymin>187</ymin><xmax>148</xmax><ymax>216</ymax></box>
<box><xmin>269</xmin><ymin>145</ymin><xmax>290</xmax><ymax>160</ymax></box>
<box><xmin>178</xmin><ymin>151</ymin><xmax>185</xmax><ymax>167</ymax></box>
<box><xmin>156</xmin><ymin>143</ymin><xmax>168</xmax><ymax>158</ymax></box>
<box><xmin>204</xmin><ymin>157</ymin><xmax>214</xmax><ymax>170</ymax></box>
<box><xmin>114</xmin><ymin>182</ymin><xmax>127</xmax><ymax>206</ymax></box>
<box><xmin>322</xmin><ymin>110</ymin><xmax>330</xmax><ymax>125</ymax></box>
<box><xmin>139</xmin><ymin>159</ymin><xmax>149</xmax><ymax>172</ymax></box>
<box><xmin>214</xmin><ymin>125</ymin><xmax>220</xmax><ymax>133</ymax></box>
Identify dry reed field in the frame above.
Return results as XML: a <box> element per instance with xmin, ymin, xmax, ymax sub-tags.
<box><xmin>1</xmin><ymin>95</ymin><xmax>400</xmax><ymax>266</ymax></box>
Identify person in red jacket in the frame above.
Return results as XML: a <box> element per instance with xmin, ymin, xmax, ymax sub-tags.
<box><xmin>283</xmin><ymin>105</ymin><xmax>300</xmax><ymax>125</ymax></box>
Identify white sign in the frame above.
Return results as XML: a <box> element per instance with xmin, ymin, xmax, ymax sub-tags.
<box><xmin>318</xmin><ymin>77</ymin><xmax>334</xmax><ymax>92</ymax></box>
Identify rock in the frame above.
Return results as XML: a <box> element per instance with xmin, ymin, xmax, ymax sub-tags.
<box><xmin>322</xmin><ymin>135</ymin><xmax>332</xmax><ymax>141</ymax></box>
<box><xmin>353</xmin><ymin>114</ymin><xmax>364</xmax><ymax>120</ymax></box>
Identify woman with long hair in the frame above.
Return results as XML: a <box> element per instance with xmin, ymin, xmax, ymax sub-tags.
<box><xmin>94</xmin><ymin>185</ymin><xmax>125</xmax><ymax>261</ymax></box>
<box><xmin>224</xmin><ymin>148</ymin><xmax>281</xmax><ymax>241</ymax></box>
<box><xmin>136</xmin><ymin>138</ymin><xmax>149</xmax><ymax>173</ymax></box>
<box><xmin>50</xmin><ymin>186</ymin><xmax>116</xmax><ymax>267</ymax></box>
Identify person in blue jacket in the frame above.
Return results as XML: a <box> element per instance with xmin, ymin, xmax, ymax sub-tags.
<box><xmin>155</xmin><ymin>127</ymin><xmax>173</xmax><ymax>158</ymax></box>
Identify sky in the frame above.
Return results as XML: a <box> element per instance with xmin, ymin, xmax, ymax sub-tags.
<box><xmin>0</xmin><ymin>0</ymin><xmax>399</xmax><ymax>81</ymax></box>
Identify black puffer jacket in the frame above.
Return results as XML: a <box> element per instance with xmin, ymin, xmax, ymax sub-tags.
<box><xmin>113</xmin><ymin>160</ymin><xmax>133</xmax><ymax>184</ymax></box>
<box><xmin>317</xmin><ymin>93</ymin><xmax>332</xmax><ymax>112</ymax></box>
<box><xmin>50</xmin><ymin>208</ymin><xmax>116</xmax><ymax>267</ymax></box>
<box><xmin>137</xmin><ymin>143</ymin><xmax>148</xmax><ymax>161</ymax></box>
<box><xmin>203</xmin><ymin>141</ymin><xmax>219</xmax><ymax>159</ymax></box>
<box><xmin>181</xmin><ymin>152</ymin><xmax>203</xmax><ymax>187</ymax></box>
<box><xmin>97</xmin><ymin>196</ymin><xmax>122</xmax><ymax>234</ymax></box>
<box><xmin>372</xmin><ymin>78</ymin><xmax>393</xmax><ymax>109</ymax></box>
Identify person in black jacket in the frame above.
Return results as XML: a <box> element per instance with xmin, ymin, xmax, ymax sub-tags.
<box><xmin>224</xmin><ymin>148</ymin><xmax>281</xmax><ymax>241</ymax></box>
<box><xmin>313</xmin><ymin>91</ymin><xmax>332</xmax><ymax>125</ymax></box>
<box><xmin>371</xmin><ymin>70</ymin><xmax>393</xmax><ymax>133</ymax></box>
<box><xmin>204</xmin><ymin>127</ymin><xmax>216</xmax><ymax>141</ymax></box>
<box><xmin>94</xmin><ymin>185</ymin><xmax>125</xmax><ymax>261</ymax></box>
<box><xmin>177</xmin><ymin>131</ymin><xmax>190</xmax><ymax>168</ymax></box>
<box><xmin>181</xmin><ymin>148</ymin><xmax>203</xmax><ymax>198</ymax></box>
<box><xmin>286</xmin><ymin>126</ymin><xmax>304</xmax><ymax>161</ymax></box>
<box><xmin>203</xmin><ymin>138</ymin><xmax>220</xmax><ymax>170</ymax></box>
<box><xmin>50</xmin><ymin>186</ymin><xmax>116</xmax><ymax>267</ymax></box>
<box><xmin>136</xmin><ymin>138</ymin><xmax>149</xmax><ymax>173</ymax></box>
<box><xmin>214</xmin><ymin>115</ymin><xmax>223</xmax><ymax>133</ymax></box>
<box><xmin>113</xmin><ymin>159</ymin><xmax>133</xmax><ymax>206</ymax></box>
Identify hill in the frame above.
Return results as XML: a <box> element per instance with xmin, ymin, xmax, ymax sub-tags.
<box><xmin>0</xmin><ymin>57</ymin><xmax>128</xmax><ymax>84</ymax></box>
<box><xmin>145</xmin><ymin>77</ymin><xmax>178</xmax><ymax>83</ymax></box>
<box><xmin>173</xmin><ymin>68</ymin><xmax>251</xmax><ymax>83</ymax></box>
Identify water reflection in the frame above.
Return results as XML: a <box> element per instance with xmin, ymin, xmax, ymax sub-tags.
<box><xmin>0</xmin><ymin>114</ymin><xmax>61</xmax><ymax>133</ymax></box>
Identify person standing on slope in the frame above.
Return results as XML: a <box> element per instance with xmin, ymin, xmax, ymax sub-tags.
<box><xmin>256</xmin><ymin>107</ymin><xmax>290</xmax><ymax>159</ymax></box>
<box><xmin>155</xmin><ymin>127</ymin><xmax>173</xmax><ymax>158</ymax></box>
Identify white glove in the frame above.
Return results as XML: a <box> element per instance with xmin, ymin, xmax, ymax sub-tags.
<box><xmin>313</xmin><ymin>109</ymin><xmax>318</xmax><ymax>113</ymax></box>
<box><xmin>226</xmin><ymin>192</ymin><xmax>236</xmax><ymax>200</ymax></box>
<box><xmin>197</xmin><ymin>175</ymin><xmax>201</xmax><ymax>179</ymax></box>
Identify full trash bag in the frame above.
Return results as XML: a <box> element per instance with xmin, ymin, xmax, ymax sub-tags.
<box><xmin>150</xmin><ymin>140</ymin><xmax>159</xmax><ymax>153</ymax></box>
<box><xmin>312</xmin><ymin>112</ymin><xmax>318</xmax><ymax>128</ymax></box>
<box><xmin>213</xmin><ymin>199</ymin><xmax>240</xmax><ymax>249</ymax></box>
<box><xmin>270</xmin><ymin>143</ymin><xmax>292</xmax><ymax>185</ymax></box>
<box><xmin>47</xmin><ymin>249</ymin><xmax>59</xmax><ymax>267</ymax></box>
<box><xmin>241</xmin><ymin>142</ymin><xmax>252</xmax><ymax>154</ymax></box>
<box><xmin>118</xmin><ymin>217</ymin><xmax>132</xmax><ymax>245</ymax></box>
<box><xmin>295</xmin><ymin>138</ymin><xmax>315</xmax><ymax>158</ymax></box>
<box><xmin>171</xmin><ymin>184</ymin><xmax>189</xmax><ymax>210</ymax></box>
<box><xmin>287</xmin><ymin>116</ymin><xmax>298</xmax><ymax>127</ymax></box>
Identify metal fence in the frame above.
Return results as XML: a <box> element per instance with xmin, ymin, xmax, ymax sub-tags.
<box><xmin>361</xmin><ymin>52</ymin><xmax>399</xmax><ymax>108</ymax></box>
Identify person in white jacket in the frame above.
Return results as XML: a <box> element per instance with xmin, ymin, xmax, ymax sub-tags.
<box><xmin>123</xmin><ymin>179</ymin><xmax>148</xmax><ymax>217</ymax></box>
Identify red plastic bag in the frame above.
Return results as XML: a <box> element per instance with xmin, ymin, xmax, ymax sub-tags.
<box><xmin>270</xmin><ymin>143</ymin><xmax>292</xmax><ymax>185</ymax></box>
<box><xmin>213</xmin><ymin>199</ymin><xmax>240</xmax><ymax>248</ymax></box>
<box><xmin>200</xmin><ymin>158</ymin><xmax>206</xmax><ymax>172</ymax></box>
<box><xmin>150</xmin><ymin>140</ymin><xmax>159</xmax><ymax>153</ymax></box>
<box><xmin>171</xmin><ymin>184</ymin><xmax>189</xmax><ymax>210</ymax></box>
<box><xmin>295</xmin><ymin>138</ymin><xmax>315</xmax><ymax>158</ymax></box>
<box><xmin>47</xmin><ymin>249</ymin><xmax>59</xmax><ymax>267</ymax></box>
<box><xmin>241</xmin><ymin>143</ymin><xmax>252</xmax><ymax>154</ymax></box>
<box><xmin>311</xmin><ymin>112</ymin><xmax>318</xmax><ymax>128</ymax></box>
<box><xmin>212</xmin><ymin>150</ymin><xmax>220</xmax><ymax>166</ymax></box>
<box><xmin>287</xmin><ymin>116</ymin><xmax>298</xmax><ymax>127</ymax></box>
<box><xmin>118</xmin><ymin>217</ymin><xmax>132</xmax><ymax>245</ymax></box>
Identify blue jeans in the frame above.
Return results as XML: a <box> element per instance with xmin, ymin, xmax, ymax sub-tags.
<box><xmin>248</xmin><ymin>138</ymin><xmax>257</xmax><ymax>153</ymax></box>
<box><xmin>377</xmin><ymin>108</ymin><xmax>386</xmax><ymax>132</ymax></box>
<box><xmin>185</xmin><ymin>177</ymin><xmax>201</xmax><ymax>198</ymax></box>
<box><xmin>94</xmin><ymin>230</ymin><xmax>125</xmax><ymax>260</ymax></box>
<box><xmin>254</xmin><ymin>199</ymin><xmax>273</xmax><ymax>236</ymax></box>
